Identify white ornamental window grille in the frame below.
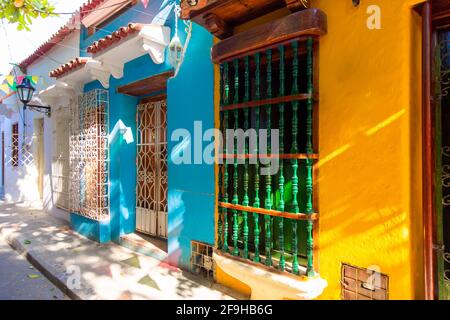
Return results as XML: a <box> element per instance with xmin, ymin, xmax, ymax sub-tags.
<box><xmin>69</xmin><ymin>89</ymin><xmax>109</xmax><ymax>221</ymax></box>
<box><xmin>5</xmin><ymin>132</ymin><xmax>40</xmax><ymax>167</ymax></box>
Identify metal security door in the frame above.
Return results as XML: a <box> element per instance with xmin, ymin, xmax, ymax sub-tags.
<box><xmin>136</xmin><ymin>98</ymin><xmax>168</xmax><ymax>238</ymax></box>
<box><xmin>436</xmin><ymin>30</ymin><xmax>450</xmax><ymax>300</ymax></box>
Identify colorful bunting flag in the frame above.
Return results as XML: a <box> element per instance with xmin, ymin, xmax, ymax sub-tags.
<box><xmin>141</xmin><ymin>0</ymin><xmax>149</xmax><ymax>8</ymax></box>
<box><xmin>5</xmin><ymin>75</ymin><xmax>14</xmax><ymax>88</ymax></box>
<box><xmin>1</xmin><ymin>75</ymin><xmax>41</xmax><ymax>95</ymax></box>
<box><xmin>16</xmin><ymin>75</ymin><xmax>25</xmax><ymax>85</ymax></box>
<box><xmin>30</xmin><ymin>76</ymin><xmax>39</xmax><ymax>85</ymax></box>
<box><xmin>0</xmin><ymin>84</ymin><xmax>11</xmax><ymax>95</ymax></box>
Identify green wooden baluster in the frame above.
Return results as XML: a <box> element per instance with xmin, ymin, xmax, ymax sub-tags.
<box><xmin>222</xmin><ymin>62</ymin><xmax>230</xmax><ymax>253</ymax></box>
<box><xmin>223</xmin><ymin>113</ymin><xmax>229</xmax><ymax>253</ymax></box>
<box><xmin>224</xmin><ymin>62</ymin><xmax>230</xmax><ymax>105</ymax></box>
<box><xmin>278</xmin><ymin>45</ymin><xmax>286</xmax><ymax>271</ymax></box>
<box><xmin>305</xmin><ymin>37</ymin><xmax>315</xmax><ymax>277</ymax></box>
<box><xmin>218</xmin><ymin>64</ymin><xmax>225</xmax><ymax>250</ymax></box>
<box><xmin>242</xmin><ymin>56</ymin><xmax>250</xmax><ymax>259</ymax></box>
<box><xmin>218</xmin><ymin>115</ymin><xmax>223</xmax><ymax>249</ymax></box>
<box><xmin>232</xmin><ymin>59</ymin><xmax>239</xmax><ymax>256</ymax></box>
<box><xmin>253</xmin><ymin>52</ymin><xmax>261</xmax><ymax>263</ymax></box>
<box><xmin>291</xmin><ymin>41</ymin><xmax>300</xmax><ymax>275</ymax></box>
<box><xmin>265</xmin><ymin>49</ymin><xmax>273</xmax><ymax>267</ymax></box>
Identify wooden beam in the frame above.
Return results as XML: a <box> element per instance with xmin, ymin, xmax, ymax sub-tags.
<box><xmin>181</xmin><ymin>0</ymin><xmax>287</xmax><ymax>38</ymax></box>
<box><xmin>220</xmin><ymin>93</ymin><xmax>315</xmax><ymax>111</ymax></box>
<box><xmin>211</xmin><ymin>8</ymin><xmax>327</xmax><ymax>64</ymax></box>
<box><xmin>117</xmin><ymin>70</ymin><xmax>174</xmax><ymax>96</ymax></box>
<box><xmin>220</xmin><ymin>153</ymin><xmax>319</xmax><ymax>160</ymax></box>
<box><xmin>219</xmin><ymin>201</ymin><xmax>318</xmax><ymax>221</ymax></box>
<box><xmin>203</xmin><ymin>13</ymin><xmax>232</xmax><ymax>39</ymax></box>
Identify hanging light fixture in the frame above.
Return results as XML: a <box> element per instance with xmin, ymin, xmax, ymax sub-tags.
<box><xmin>168</xmin><ymin>4</ymin><xmax>192</xmax><ymax>77</ymax></box>
<box><xmin>168</xmin><ymin>34</ymin><xmax>183</xmax><ymax>68</ymax></box>
<box><xmin>16</xmin><ymin>77</ymin><xmax>51</xmax><ymax>116</ymax></box>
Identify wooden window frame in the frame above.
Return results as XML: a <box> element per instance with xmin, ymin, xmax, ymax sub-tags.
<box><xmin>214</xmin><ymin>9</ymin><xmax>326</xmax><ymax>278</ymax></box>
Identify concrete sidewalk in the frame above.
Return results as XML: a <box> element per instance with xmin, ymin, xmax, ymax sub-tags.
<box><xmin>0</xmin><ymin>202</ymin><xmax>237</xmax><ymax>300</ymax></box>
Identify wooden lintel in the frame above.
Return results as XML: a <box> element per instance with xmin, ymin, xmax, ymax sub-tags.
<box><xmin>117</xmin><ymin>70</ymin><xmax>174</xmax><ymax>96</ymax></box>
<box><xmin>211</xmin><ymin>8</ymin><xmax>327</xmax><ymax>64</ymax></box>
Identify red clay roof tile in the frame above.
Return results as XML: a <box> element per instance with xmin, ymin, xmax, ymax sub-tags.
<box><xmin>86</xmin><ymin>23</ymin><xmax>143</xmax><ymax>54</ymax></box>
<box><xmin>49</xmin><ymin>58</ymin><xmax>89</xmax><ymax>78</ymax></box>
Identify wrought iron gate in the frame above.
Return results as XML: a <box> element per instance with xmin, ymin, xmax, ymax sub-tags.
<box><xmin>69</xmin><ymin>89</ymin><xmax>109</xmax><ymax>221</ymax></box>
<box><xmin>136</xmin><ymin>98</ymin><xmax>168</xmax><ymax>238</ymax></box>
<box><xmin>436</xmin><ymin>30</ymin><xmax>450</xmax><ymax>300</ymax></box>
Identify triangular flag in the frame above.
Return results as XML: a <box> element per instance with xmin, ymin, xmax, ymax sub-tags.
<box><xmin>16</xmin><ymin>76</ymin><xmax>25</xmax><ymax>85</ymax></box>
<box><xmin>5</xmin><ymin>75</ymin><xmax>14</xmax><ymax>86</ymax></box>
<box><xmin>30</xmin><ymin>76</ymin><xmax>39</xmax><ymax>85</ymax></box>
<box><xmin>0</xmin><ymin>84</ymin><xmax>11</xmax><ymax>94</ymax></box>
<box><xmin>141</xmin><ymin>0</ymin><xmax>149</xmax><ymax>8</ymax></box>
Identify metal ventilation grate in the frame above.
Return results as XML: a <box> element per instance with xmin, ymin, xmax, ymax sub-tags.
<box><xmin>191</xmin><ymin>240</ymin><xmax>214</xmax><ymax>279</ymax></box>
<box><xmin>341</xmin><ymin>263</ymin><xmax>389</xmax><ymax>300</ymax></box>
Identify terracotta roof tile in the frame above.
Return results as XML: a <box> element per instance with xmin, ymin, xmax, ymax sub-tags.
<box><xmin>49</xmin><ymin>58</ymin><xmax>89</xmax><ymax>78</ymax></box>
<box><xmin>87</xmin><ymin>23</ymin><xmax>144</xmax><ymax>54</ymax></box>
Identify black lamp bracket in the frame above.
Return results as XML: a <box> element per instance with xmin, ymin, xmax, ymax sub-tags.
<box><xmin>24</xmin><ymin>104</ymin><xmax>51</xmax><ymax>117</ymax></box>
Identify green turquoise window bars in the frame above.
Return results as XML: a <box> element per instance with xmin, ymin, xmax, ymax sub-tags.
<box><xmin>218</xmin><ymin>37</ymin><xmax>318</xmax><ymax>277</ymax></box>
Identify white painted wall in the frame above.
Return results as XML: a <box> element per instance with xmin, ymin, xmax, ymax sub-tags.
<box><xmin>0</xmin><ymin>30</ymin><xmax>80</xmax><ymax>222</ymax></box>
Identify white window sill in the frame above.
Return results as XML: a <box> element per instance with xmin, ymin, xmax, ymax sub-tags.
<box><xmin>214</xmin><ymin>251</ymin><xmax>327</xmax><ymax>300</ymax></box>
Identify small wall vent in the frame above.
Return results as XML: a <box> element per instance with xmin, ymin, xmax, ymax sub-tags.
<box><xmin>191</xmin><ymin>240</ymin><xmax>214</xmax><ymax>279</ymax></box>
<box><xmin>341</xmin><ymin>263</ymin><xmax>389</xmax><ymax>300</ymax></box>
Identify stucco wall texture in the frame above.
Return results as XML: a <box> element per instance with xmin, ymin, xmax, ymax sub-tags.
<box><xmin>216</xmin><ymin>0</ymin><xmax>426</xmax><ymax>299</ymax></box>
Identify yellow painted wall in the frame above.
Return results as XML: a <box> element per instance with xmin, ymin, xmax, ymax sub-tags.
<box><xmin>313</xmin><ymin>0</ymin><xmax>424</xmax><ymax>300</ymax></box>
<box><xmin>214</xmin><ymin>0</ymin><xmax>426</xmax><ymax>299</ymax></box>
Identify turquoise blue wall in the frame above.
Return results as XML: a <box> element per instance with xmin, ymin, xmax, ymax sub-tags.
<box><xmin>72</xmin><ymin>1</ymin><xmax>215</xmax><ymax>270</ymax></box>
<box><xmin>166</xmin><ymin>23</ymin><xmax>215</xmax><ymax>269</ymax></box>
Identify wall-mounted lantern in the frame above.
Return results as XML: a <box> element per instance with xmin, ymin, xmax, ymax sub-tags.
<box><xmin>168</xmin><ymin>4</ymin><xmax>193</xmax><ymax>77</ymax></box>
<box><xmin>16</xmin><ymin>77</ymin><xmax>51</xmax><ymax>117</ymax></box>
<box><xmin>168</xmin><ymin>34</ymin><xmax>183</xmax><ymax>69</ymax></box>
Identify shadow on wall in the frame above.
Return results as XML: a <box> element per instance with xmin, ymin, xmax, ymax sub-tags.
<box><xmin>167</xmin><ymin>189</ymin><xmax>184</xmax><ymax>267</ymax></box>
<box><xmin>317</xmin><ymin>105</ymin><xmax>422</xmax><ymax>299</ymax></box>
<box><xmin>5</xmin><ymin>165</ymin><xmax>40</xmax><ymax>205</ymax></box>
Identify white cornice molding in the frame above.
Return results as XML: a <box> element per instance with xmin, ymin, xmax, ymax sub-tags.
<box><xmin>140</xmin><ymin>25</ymin><xmax>171</xmax><ymax>64</ymax></box>
<box><xmin>38</xmin><ymin>82</ymin><xmax>77</xmax><ymax>107</ymax></box>
<box><xmin>54</xmin><ymin>58</ymin><xmax>111</xmax><ymax>90</ymax></box>
<box><xmin>86</xmin><ymin>60</ymin><xmax>111</xmax><ymax>89</ymax></box>
<box><xmin>53</xmin><ymin>24</ymin><xmax>170</xmax><ymax>91</ymax></box>
<box><xmin>92</xmin><ymin>24</ymin><xmax>171</xmax><ymax>77</ymax></box>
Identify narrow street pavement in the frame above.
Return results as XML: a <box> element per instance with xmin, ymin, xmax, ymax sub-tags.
<box><xmin>0</xmin><ymin>202</ymin><xmax>239</xmax><ymax>300</ymax></box>
<box><xmin>0</xmin><ymin>236</ymin><xmax>67</xmax><ymax>300</ymax></box>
